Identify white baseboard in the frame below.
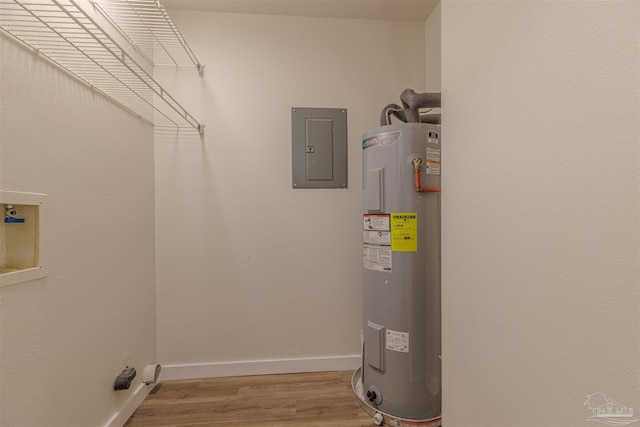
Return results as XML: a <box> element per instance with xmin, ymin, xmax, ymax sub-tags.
<box><xmin>103</xmin><ymin>382</ymin><xmax>154</xmax><ymax>427</ymax></box>
<box><xmin>159</xmin><ymin>355</ymin><xmax>362</xmax><ymax>382</ymax></box>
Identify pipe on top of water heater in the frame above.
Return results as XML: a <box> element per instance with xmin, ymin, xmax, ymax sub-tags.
<box><xmin>380</xmin><ymin>88</ymin><xmax>442</xmax><ymax>126</ymax></box>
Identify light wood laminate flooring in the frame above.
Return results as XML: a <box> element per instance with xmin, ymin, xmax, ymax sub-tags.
<box><xmin>125</xmin><ymin>370</ymin><xmax>376</xmax><ymax>426</ymax></box>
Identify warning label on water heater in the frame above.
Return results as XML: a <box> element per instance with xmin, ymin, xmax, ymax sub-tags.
<box><xmin>363</xmin><ymin>230</ymin><xmax>391</xmax><ymax>245</ymax></box>
<box><xmin>363</xmin><ymin>214</ymin><xmax>392</xmax><ymax>272</ymax></box>
<box><xmin>363</xmin><ymin>244</ymin><xmax>392</xmax><ymax>272</ymax></box>
<box><xmin>363</xmin><ymin>214</ymin><xmax>390</xmax><ymax>231</ymax></box>
<box><xmin>386</xmin><ymin>329</ymin><xmax>409</xmax><ymax>353</ymax></box>
<box><xmin>426</xmin><ymin>148</ymin><xmax>441</xmax><ymax>175</ymax></box>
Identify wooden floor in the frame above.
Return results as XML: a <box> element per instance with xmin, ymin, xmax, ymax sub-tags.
<box><xmin>125</xmin><ymin>370</ymin><xmax>376</xmax><ymax>427</ymax></box>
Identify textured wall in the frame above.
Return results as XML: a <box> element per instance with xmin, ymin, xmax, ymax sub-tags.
<box><xmin>154</xmin><ymin>10</ymin><xmax>426</xmax><ymax>375</ymax></box>
<box><xmin>0</xmin><ymin>33</ymin><xmax>157</xmax><ymax>426</ymax></box>
<box><xmin>441</xmin><ymin>2</ymin><xmax>639</xmax><ymax>426</ymax></box>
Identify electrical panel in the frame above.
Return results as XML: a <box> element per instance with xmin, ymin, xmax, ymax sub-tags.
<box><xmin>291</xmin><ymin>107</ymin><xmax>348</xmax><ymax>189</ymax></box>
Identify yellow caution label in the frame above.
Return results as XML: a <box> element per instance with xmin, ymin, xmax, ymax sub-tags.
<box><xmin>390</xmin><ymin>212</ymin><xmax>417</xmax><ymax>252</ymax></box>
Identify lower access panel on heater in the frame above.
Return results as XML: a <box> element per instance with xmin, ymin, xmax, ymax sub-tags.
<box><xmin>366</xmin><ymin>321</ymin><xmax>385</xmax><ymax>371</ymax></box>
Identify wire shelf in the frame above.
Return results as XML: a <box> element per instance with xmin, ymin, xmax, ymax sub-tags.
<box><xmin>93</xmin><ymin>0</ymin><xmax>203</xmax><ymax>70</ymax></box>
<box><xmin>0</xmin><ymin>0</ymin><xmax>204</xmax><ymax>133</ymax></box>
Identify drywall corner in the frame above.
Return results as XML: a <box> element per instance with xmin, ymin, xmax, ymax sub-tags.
<box><xmin>424</xmin><ymin>2</ymin><xmax>441</xmax><ymax>91</ymax></box>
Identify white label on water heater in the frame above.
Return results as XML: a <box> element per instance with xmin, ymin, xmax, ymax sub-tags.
<box><xmin>363</xmin><ymin>230</ymin><xmax>391</xmax><ymax>246</ymax></box>
<box><xmin>386</xmin><ymin>329</ymin><xmax>409</xmax><ymax>353</ymax></box>
<box><xmin>426</xmin><ymin>148</ymin><xmax>441</xmax><ymax>175</ymax></box>
<box><xmin>428</xmin><ymin>130</ymin><xmax>439</xmax><ymax>144</ymax></box>
<box><xmin>363</xmin><ymin>214</ymin><xmax>390</xmax><ymax>231</ymax></box>
<box><xmin>363</xmin><ymin>244</ymin><xmax>392</xmax><ymax>272</ymax></box>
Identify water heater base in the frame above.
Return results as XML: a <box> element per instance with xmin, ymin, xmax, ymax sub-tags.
<box><xmin>351</xmin><ymin>368</ymin><xmax>442</xmax><ymax>427</ymax></box>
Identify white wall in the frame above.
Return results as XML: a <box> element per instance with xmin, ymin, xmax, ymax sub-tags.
<box><xmin>441</xmin><ymin>2</ymin><xmax>639</xmax><ymax>426</ymax></box>
<box><xmin>425</xmin><ymin>2</ymin><xmax>441</xmax><ymax>92</ymax></box>
<box><xmin>155</xmin><ymin>11</ymin><xmax>426</xmax><ymax>378</ymax></box>
<box><xmin>0</xmin><ymin>34</ymin><xmax>157</xmax><ymax>426</ymax></box>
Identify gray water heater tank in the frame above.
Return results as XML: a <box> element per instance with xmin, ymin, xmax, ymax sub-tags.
<box><xmin>361</xmin><ymin>122</ymin><xmax>441</xmax><ymax>420</ymax></box>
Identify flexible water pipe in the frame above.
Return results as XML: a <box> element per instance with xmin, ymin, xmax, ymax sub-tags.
<box><xmin>412</xmin><ymin>158</ymin><xmax>441</xmax><ymax>193</ymax></box>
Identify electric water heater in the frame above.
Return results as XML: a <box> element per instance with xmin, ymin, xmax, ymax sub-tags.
<box><xmin>359</xmin><ymin>121</ymin><xmax>442</xmax><ymax>423</ymax></box>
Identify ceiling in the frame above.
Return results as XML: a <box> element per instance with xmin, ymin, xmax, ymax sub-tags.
<box><xmin>160</xmin><ymin>0</ymin><xmax>440</xmax><ymax>22</ymax></box>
